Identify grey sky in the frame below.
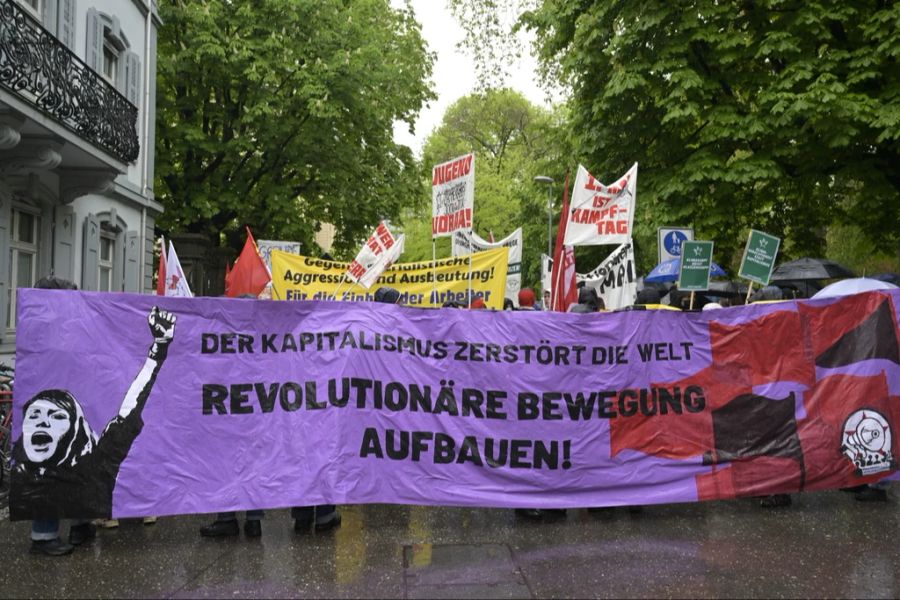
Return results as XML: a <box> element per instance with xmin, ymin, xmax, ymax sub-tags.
<box><xmin>392</xmin><ymin>0</ymin><xmax>550</xmax><ymax>156</ymax></box>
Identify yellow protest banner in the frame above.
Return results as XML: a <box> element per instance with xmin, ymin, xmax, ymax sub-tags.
<box><xmin>271</xmin><ymin>247</ymin><xmax>509</xmax><ymax>309</ymax></box>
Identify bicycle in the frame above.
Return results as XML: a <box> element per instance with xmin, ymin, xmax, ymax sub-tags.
<box><xmin>0</xmin><ymin>362</ymin><xmax>14</xmax><ymax>489</ymax></box>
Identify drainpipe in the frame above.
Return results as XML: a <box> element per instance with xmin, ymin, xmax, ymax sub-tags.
<box><xmin>141</xmin><ymin>0</ymin><xmax>152</xmax><ymax>193</ymax></box>
<box><xmin>140</xmin><ymin>205</ymin><xmax>146</xmax><ymax>291</ymax></box>
<box><xmin>140</xmin><ymin>0</ymin><xmax>152</xmax><ymax>292</ymax></box>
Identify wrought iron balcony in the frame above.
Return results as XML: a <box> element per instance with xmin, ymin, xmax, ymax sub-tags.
<box><xmin>0</xmin><ymin>0</ymin><xmax>139</xmax><ymax>163</ymax></box>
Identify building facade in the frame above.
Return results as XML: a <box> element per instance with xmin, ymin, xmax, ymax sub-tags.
<box><xmin>0</xmin><ymin>0</ymin><xmax>160</xmax><ymax>362</ymax></box>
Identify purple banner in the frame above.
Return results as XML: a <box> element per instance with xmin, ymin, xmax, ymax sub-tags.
<box><xmin>10</xmin><ymin>289</ymin><xmax>900</xmax><ymax>519</ymax></box>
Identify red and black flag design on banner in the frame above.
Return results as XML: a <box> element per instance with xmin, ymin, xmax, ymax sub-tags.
<box><xmin>611</xmin><ymin>291</ymin><xmax>899</xmax><ymax>500</ymax></box>
<box><xmin>802</xmin><ymin>294</ymin><xmax>900</xmax><ymax>368</ymax></box>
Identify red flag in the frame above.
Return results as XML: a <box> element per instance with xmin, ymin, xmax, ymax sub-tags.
<box><xmin>550</xmin><ymin>172</ymin><xmax>577</xmax><ymax>311</ymax></box>
<box><xmin>155</xmin><ymin>236</ymin><xmax>166</xmax><ymax>296</ymax></box>
<box><xmin>224</xmin><ymin>227</ymin><xmax>271</xmax><ymax>298</ymax></box>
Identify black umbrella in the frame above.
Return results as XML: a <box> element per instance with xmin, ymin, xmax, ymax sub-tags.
<box><xmin>707</xmin><ymin>280</ymin><xmax>750</xmax><ymax>297</ymax></box>
<box><xmin>871</xmin><ymin>273</ymin><xmax>900</xmax><ymax>287</ymax></box>
<box><xmin>773</xmin><ymin>280</ymin><xmax>823</xmax><ymax>299</ymax></box>
<box><xmin>771</xmin><ymin>257</ymin><xmax>855</xmax><ymax>281</ymax></box>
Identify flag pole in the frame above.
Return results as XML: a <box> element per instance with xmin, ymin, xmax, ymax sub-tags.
<box><xmin>549</xmin><ymin>170</ymin><xmax>571</xmax><ymax>312</ymax></box>
<box><xmin>330</xmin><ymin>275</ymin><xmax>349</xmax><ymax>301</ymax></box>
<box><xmin>156</xmin><ymin>235</ymin><xmax>167</xmax><ymax>296</ymax></box>
<box><xmin>466</xmin><ymin>228</ymin><xmax>474</xmax><ymax>307</ymax></box>
<box><xmin>550</xmin><ymin>260</ymin><xmax>556</xmax><ymax>311</ymax></box>
<box><xmin>432</xmin><ymin>239</ymin><xmax>437</xmax><ymax>306</ymax></box>
<box><xmin>342</xmin><ymin>279</ymin><xmax>360</xmax><ymax>301</ymax></box>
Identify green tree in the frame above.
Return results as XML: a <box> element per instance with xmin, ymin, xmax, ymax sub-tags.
<box><xmin>156</xmin><ymin>0</ymin><xmax>435</xmax><ymax>255</ymax></box>
<box><xmin>452</xmin><ymin>0</ymin><xmax>900</xmax><ymax>273</ymax></box>
<box><xmin>400</xmin><ymin>89</ymin><xmax>574</xmax><ymax>289</ymax></box>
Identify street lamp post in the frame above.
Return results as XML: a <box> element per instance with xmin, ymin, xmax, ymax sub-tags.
<box><xmin>534</xmin><ymin>176</ymin><xmax>554</xmax><ymax>258</ymax></box>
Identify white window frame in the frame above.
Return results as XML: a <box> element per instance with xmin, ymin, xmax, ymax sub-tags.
<box><xmin>7</xmin><ymin>207</ymin><xmax>40</xmax><ymax>332</ymax></box>
<box><xmin>102</xmin><ymin>40</ymin><xmax>119</xmax><ymax>86</ymax></box>
<box><xmin>98</xmin><ymin>231</ymin><xmax>116</xmax><ymax>292</ymax></box>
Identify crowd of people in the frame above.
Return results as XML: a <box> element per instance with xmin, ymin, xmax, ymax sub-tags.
<box><xmin>13</xmin><ymin>277</ymin><xmax>890</xmax><ymax>557</ymax></box>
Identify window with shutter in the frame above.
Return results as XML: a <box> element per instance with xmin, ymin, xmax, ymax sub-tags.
<box><xmin>124</xmin><ymin>51</ymin><xmax>141</xmax><ymax>106</ymax></box>
<box><xmin>7</xmin><ymin>208</ymin><xmax>41</xmax><ymax>331</ymax></box>
<box><xmin>85</xmin><ymin>8</ymin><xmax>103</xmax><ymax>73</ymax></box>
<box><xmin>0</xmin><ymin>199</ymin><xmax>9</xmax><ymax>343</ymax></box>
<box><xmin>124</xmin><ymin>231</ymin><xmax>139</xmax><ymax>292</ymax></box>
<box><xmin>53</xmin><ymin>205</ymin><xmax>75</xmax><ymax>282</ymax></box>
<box><xmin>40</xmin><ymin>0</ymin><xmax>56</xmax><ymax>34</ymax></box>
<box><xmin>81</xmin><ymin>214</ymin><xmax>100</xmax><ymax>291</ymax></box>
<box><xmin>18</xmin><ymin>0</ymin><xmax>42</xmax><ymax>20</ymax></box>
<box><xmin>58</xmin><ymin>0</ymin><xmax>76</xmax><ymax>51</ymax></box>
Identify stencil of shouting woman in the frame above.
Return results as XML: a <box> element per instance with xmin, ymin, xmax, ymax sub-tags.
<box><xmin>11</xmin><ymin>307</ymin><xmax>176</xmax><ymax>520</ymax></box>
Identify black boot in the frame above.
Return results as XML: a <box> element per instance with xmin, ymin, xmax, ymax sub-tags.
<box><xmin>31</xmin><ymin>538</ymin><xmax>74</xmax><ymax>556</ymax></box>
<box><xmin>293</xmin><ymin>516</ymin><xmax>313</xmax><ymax>533</ymax></box>
<box><xmin>69</xmin><ymin>522</ymin><xmax>96</xmax><ymax>546</ymax></box>
<box><xmin>244</xmin><ymin>519</ymin><xmax>262</xmax><ymax>537</ymax></box>
<box><xmin>855</xmin><ymin>487</ymin><xmax>888</xmax><ymax>502</ymax></box>
<box><xmin>760</xmin><ymin>494</ymin><xmax>792</xmax><ymax>508</ymax></box>
<box><xmin>840</xmin><ymin>485</ymin><xmax>868</xmax><ymax>493</ymax></box>
<box><xmin>200</xmin><ymin>519</ymin><xmax>239</xmax><ymax>537</ymax></box>
<box><xmin>315</xmin><ymin>511</ymin><xmax>341</xmax><ymax>532</ymax></box>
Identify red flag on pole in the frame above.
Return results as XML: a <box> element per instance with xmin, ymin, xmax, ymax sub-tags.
<box><xmin>155</xmin><ymin>236</ymin><xmax>166</xmax><ymax>296</ymax></box>
<box><xmin>224</xmin><ymin>227</ymin><xmax>271</xmax><ymax>298</ymax></box>
<box><xmin>550</xmin><ymin>171</ymin><xmax>577</xmax><ymax>312</ymax></box>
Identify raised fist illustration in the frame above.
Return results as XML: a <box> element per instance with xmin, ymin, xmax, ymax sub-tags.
<box><xmin>148</xmin><ymin>306</ymin><xmax>176</xmax><ymax>344</ymax></box>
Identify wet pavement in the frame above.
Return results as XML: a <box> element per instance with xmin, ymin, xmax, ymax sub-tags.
<box><xmin>0</xmin><ymin>487</ymin><xmax>898</xmax><ymax>598</ymax></box>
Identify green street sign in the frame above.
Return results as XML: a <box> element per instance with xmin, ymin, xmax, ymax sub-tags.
<box><xmin>739</xmin><ymin>229</ymin><xmax>781</xmax><ymax>285</ymax></box>
<box><xmin>678</xmin><ymin>240</ymin><xmax>714</xmax><ymax>291</ymax></box>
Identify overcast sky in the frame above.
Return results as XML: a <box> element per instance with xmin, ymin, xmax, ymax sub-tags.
<box><xmin>392</xmin><ymin>0</ymin><xmax>550</xmax><ymax>156</ymax></box>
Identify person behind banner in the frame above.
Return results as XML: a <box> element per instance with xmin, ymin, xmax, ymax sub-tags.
<box><xmin>577</xmin><ymin>287</ymin><xmax>605</xmax><ymax>312</ymax></box>
<box><xmin>510</xmin><ymin>288</ymin><xmax>568</xmax><ymax>519</ymax></box>
<box><xmin>568</xmin><ymin>303</ymin><xmax>593</xmax><ymax>313</ymax></box>
<box><xmin>374</xmin><ymin>286</ymin><xmax>401</xmax><ymax>304</ymax></box>
<box><xmin>636</xmin><ymin>288</ymin><xmax>662</xmax><ymax>306</ymax></box>
<box><xmin>746</xmin><ymin>286</ymin><xmax>793</xmax><ymax>509</ymax></box>
<box><xmin>517</xmin><ymin>288</ymin><xmax>538</xmax><ymax>311</ymax></box>
<box><xmin>11</xmin><ymin>306</ymin><xmax>176</xmax><ymax>523</ymax></box>
<box><xmin>281</xmin><ymin>286</ymin><xmax>407</xmax><ymax>533</ymax></box>
<box><xmin>200</xmin><ymin>294</ymin><xmax>266</xmax><ymax>539</ymax></box>
<box><xmin>285</xmin><ymin>289</ymin><xmax>409</xmax><ymax>534</ymax></box>
<box><xmin>21</xmin><ymin>277</ymin><xmax>87</xmax><ymax>556</ymax></box>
